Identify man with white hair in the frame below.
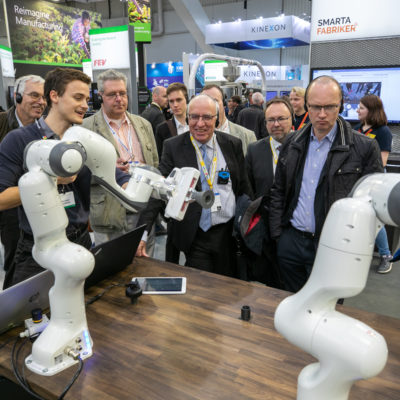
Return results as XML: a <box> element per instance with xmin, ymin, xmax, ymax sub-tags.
<box><xmin>237</xmin><ymin>91</ymin><xmax>266</xmax><ymax>139</ymax></box>
<box><xmin>137</xmin><ymin>94</ymin><xmax>251</xmax><ymax>277</ymax></box>
<box><xmin>141</xmin><ymin>85</ymin><xmax>168</xmax><ymax>134</ymax></box>
<box><xmin>0</xmin><ymin>74</ymin><xmax>46</xmax><ymax>275</ymax></box>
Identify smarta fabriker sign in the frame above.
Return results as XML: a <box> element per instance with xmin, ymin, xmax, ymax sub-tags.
<box><xmin>311</xmin><ymin>0</ymin><xmax>400</xmax><ymax>42</ymax></box>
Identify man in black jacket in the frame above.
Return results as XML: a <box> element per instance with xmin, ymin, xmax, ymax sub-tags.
<box><xmin>137</xmin><ymin>94</ymin><xmax>251</xmax><ymax>277</ymax></box>
<box><xmin>269</xmin><ymin>76</ymin><xmax>383</xmax><ymax>293</ymax></box>
<box><xmin>237</xmin><ymin>91</ymin><xmax>266</xmax><ymax>139</ymax></box>
<box><xmin>141</xmin><ymin>86</ymin><xmax>167</xmax><ymax>135</ymax></box>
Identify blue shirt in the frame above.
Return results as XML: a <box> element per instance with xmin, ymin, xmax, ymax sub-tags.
<box><xmin>0</xmin><ymin>117</ymin><xmax>130</xmax><ymax>234</ymax></box>
<box><xmin>291</xmin><ymin>124</ymin><xmax>337</xmax><ymax>233</ymax></box>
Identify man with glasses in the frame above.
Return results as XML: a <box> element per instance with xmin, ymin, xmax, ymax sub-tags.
<box><xmin>0</xmin><ymin>75</ymin><xmax>46</xmax><ymax>277</ymax></box>
<box><xmin>82</xmin><ymin>69</ymin><xmax>158</xmax><ymax>254</ymax></box>
<box><xmin>269</xmin><ymin>76</ymin><xmax>383</xmax><ymax>293</ymax></box>
<box><xmin>137</xmin><ymin>94</ymin><xmax>251</xmax><ymax>277</ymax></box>
<box><xmin>242</xmin><ymin>97</ymin><xmax>294</xmax><ymax>288</ymax></box>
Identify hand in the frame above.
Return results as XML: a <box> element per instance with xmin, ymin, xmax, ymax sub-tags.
<box><xmin>136</xmin><ymin>240</ymin><xmax>149</xmax><ymax>258</ymax></box>
<box><xmin>116</xmin><ymin>157</ymin><xmax>130</xmax><ymax>173</ymax></box>
<box><xmin>57</xmin><ymin>175</ymin><xmax>77</xmax><ymax>185</ymax></box>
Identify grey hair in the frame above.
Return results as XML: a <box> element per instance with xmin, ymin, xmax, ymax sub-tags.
<box><xmin>252</xmin><ymin>92</ymin><xmax>264</xmax><ymax>105</ymax></box>
<box><xmin>97</xmin><ymin>69</ymin><xmax>127</xmax><ymax>92</ymax></box>
<box><xmin>14</xmin><ymin>75</ymin><xmax>45</xmax><ymax>96</ymax></box>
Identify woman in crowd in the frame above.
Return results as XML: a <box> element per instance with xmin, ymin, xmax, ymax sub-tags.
<box><xmin>289</xmin><ymin>86</ymin><xmax>309</xmax><ymax>130</ymax></box>
<box><xmin>354</xmin><ymin>94</ymin><xmax>393</xmax><ymax>273</ymax></box>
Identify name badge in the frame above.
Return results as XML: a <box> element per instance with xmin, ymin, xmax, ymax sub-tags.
<box><xmin>59</xmin><ymin>191</ymin><xmax>76</xmax><ymax>209</ymax></box>
<box><xmin>211</xmin><ymin>192</ymin><xmax>222</xmax><ymax>213</ymax></box>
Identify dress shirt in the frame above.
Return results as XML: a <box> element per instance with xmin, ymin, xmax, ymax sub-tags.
<box><xmin>103</xmin><ymin>110</ymin><xmax>144</xmax><ymax>164</ymax></box>
<box><xmin>291</xmin><ymin>124</ymin><xmax>337</xmax><ymax>233</ymax></box>
<box><xmin>192</xmin><ymin>133</ymin><xmax>235</xmax><ymax>226</ymax></box>
<box><xmin>270</xmin><ymin>137</ymin><xmax>282</xmax><ymax>174</ymax></box>
<box><xmin>174</xmin><ymin>116</ymin><xmax>189</xmax><ymax>135</ymax></box>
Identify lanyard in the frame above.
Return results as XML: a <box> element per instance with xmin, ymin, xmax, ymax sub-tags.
<box><xmin>269</xmin><ymin>137</ymin><xmax>279</xmax><ymax>165</ymax></box>
<box><xmin>190</xmin><ymin>135</ymin><xmax>218</xmax><ymax>190</ymax></box>
<box><xmin>292</xmin><ymin>111</ymin><xmax>309</xmax><ymax>131</ymax></box>
<box><xmin>298</xmin><ymin>112</ymin><xmax>308</xmax><ymax>130</ymax></box>
<box><xmin>358</xmin><ymin>127</ymin><xmax>373</xmax><ymax>135</ymax></box>
<box><xmin>105</xmin><ymin>118</ymin><xmax>134</xmax><ymax>161</ymax></box>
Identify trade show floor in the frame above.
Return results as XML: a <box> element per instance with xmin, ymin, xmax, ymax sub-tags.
<box><xmin>0</xmin><ymin>234</ymin><xmax>399</xmax><ymax>320</ymax></box>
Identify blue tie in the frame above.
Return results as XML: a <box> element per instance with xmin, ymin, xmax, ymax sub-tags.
<box><xmin>199</xmin><ymin>144</ymin><xmax>212</xmax><ymax>232</ymax></box>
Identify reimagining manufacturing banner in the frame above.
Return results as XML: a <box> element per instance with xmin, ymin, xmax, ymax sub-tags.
<box><xmin>6</xmin><ymin>0</ymin><xmax>101</xmax><ymax>66</ymax></box>
<box><xmin>128</xmin><ymin>0</ymin><xmax>151</xmax><ymax>42</ymax></box>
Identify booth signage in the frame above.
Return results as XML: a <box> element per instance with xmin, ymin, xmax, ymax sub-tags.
<box><xmin>0</xmin><ymin>45</ymin><xmax>15</xmax><ymax>78</ymax></box>
<box><xmin>128</xmin><ymin>0</ymin><xmax>151</xmax><ymax>42</ymax></box>
<box><xmin>146</xmin><ymin>62</ymin><xmax>184</xmax><ymax>89</ymax></box>
<box><xmin>311</xmin><ymin>0</ymin><xmax>400</xmax><ymax>42</ymax></box>
<box><xmin>205</xmin><ymin>16</ymin><xmax>310</xmax><ymax>50</ymax></box>
<box><xmin>204</xmin><ymin>61</ymin><xmax>302</xmax><ymax>83</ymax></box>
<box><xmin>5</xmin><ymin>0</ymin><xmax>101</xmax><ymax>66</ymax></box>
<box><xmin>89</xmin><ymin>26</ymin><xmax>130</xmax><ymax>70</ymax></box>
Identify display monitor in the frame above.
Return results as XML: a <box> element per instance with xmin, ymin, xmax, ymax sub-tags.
<box><xmin>280</xmin><ymin>90</ymin><xmax>291</xmax><ymax>97</ymax></box>
<box><xmin>311</xmin><ymin>66</ymin><xmax>400</xmax><ymax>124</ymax></box>
<box><xmin>266</xmin><ymin>91</ymin><xmax>278</xmax><ymax>101</ymax></box>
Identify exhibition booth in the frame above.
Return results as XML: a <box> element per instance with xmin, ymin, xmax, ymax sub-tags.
<box><xmin>1</xmin><ymin>1</ymin><xmax>400</xmax><ymax>399</ymax></box>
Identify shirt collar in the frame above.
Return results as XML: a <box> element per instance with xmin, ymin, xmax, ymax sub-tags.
<box><xmin>191</xmin><ymin>133</ymin><xmax>215</xmax><ymax>149</ymax></box>
<box><xmin>102</xmin><ymin>109</ymin><xmax>129</xmax><ymax>127</ymax></box>
<box><xmin>15</xmin><ymin>109</ymin><xmax>24</xmax><ymax>128</ymax></box>
<box><xmin>37</xmin><ymin>117</ymin><xmax>59</xmax><ymax>139</ymax></box>
<box><xmin>174</xmin><ymin>115</ymin><xmax>187</xmax><ymax>130</ymax></box>
<box><xmin>271</xmin><ymin>137</ymin><xmax>282</xmax><ymax>151</ymax></box>
<box><xmin>310</xmin><ymin>122</ymin><xmax>337</xmax><ymax>143</ymax></box>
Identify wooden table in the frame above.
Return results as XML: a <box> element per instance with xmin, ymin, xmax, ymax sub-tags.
<box><xmin>1</xmin><ymin>258</ymin><xmax>399</xmax><ymax>399</ymax></box>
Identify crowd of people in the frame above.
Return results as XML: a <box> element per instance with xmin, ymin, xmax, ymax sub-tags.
<box><xmin>0</xmin><ymin>68</ymin><xmax>394</xmax><ymax>294</ymax></box>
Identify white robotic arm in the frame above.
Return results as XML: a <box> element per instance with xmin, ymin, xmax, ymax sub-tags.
<box><xmin>274</xmin><ymin>173</ymin><xmax>400</xmax><ymax>399</ymax></box>
<box><xmin>19</xmin><ymin>126</ymin><xmax>213</xmax><ymax>376</ymax></box>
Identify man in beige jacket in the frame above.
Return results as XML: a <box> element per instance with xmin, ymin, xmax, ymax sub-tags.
<box><xmin>82</xmin><ymin>69</ymin><xmax>158</xmax><ymax>255</ymax></box>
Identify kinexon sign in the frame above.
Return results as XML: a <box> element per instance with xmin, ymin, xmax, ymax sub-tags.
<box><xmin>311</xmin><ymin>0</ymin><xmax>399</xmax><ymax>42</ymax></box>
<box><xmin>206</xmin><ymin>16</ymin><xmax>310</xmax><ymax>50</ymax></box>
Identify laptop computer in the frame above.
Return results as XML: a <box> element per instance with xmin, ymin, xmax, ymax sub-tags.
<box><xmin>85</xmin><ymin>224</ymin><xmax>145</xmax><ymax>288</ymax></box>
<box><xmin>0</xmin><ymin>225</ymin><xmax>145</xmax><ymax>334</ymax></box>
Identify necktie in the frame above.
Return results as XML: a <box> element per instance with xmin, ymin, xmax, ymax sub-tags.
<box><xmin>199</xmin><ymin>144</ymin><xmax>212</xmax><ymax>232</ymax></box>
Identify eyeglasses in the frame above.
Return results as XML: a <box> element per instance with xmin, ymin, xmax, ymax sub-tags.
<box><xmin>25</xmin><ymin>92</ymin><xmax>46</xmax><ymax>102</ymax></box>
<box><xmin>188</xmin><ymin>114</ymin><xmax>217</xmax><ymax>122</ymax></box>
<box><xmin>103</xmin><ymin>91</ymin><xmax>128</xmax><ymax>99</ymax></box>
<box><xmin>308</xmin><ymin>104</ymin><xmax>339</xmax><ymax>113</ymax></box>
<box><xmin>266</xmin><ymin>116</ymin><xmax>291</xmax><ymax>124</ymax></box>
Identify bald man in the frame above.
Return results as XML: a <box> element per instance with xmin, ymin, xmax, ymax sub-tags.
<box><xmin>269</xmin><ymin>75</ymin><xmax>383</xmax><ymax>293</ymax></box>
<box><xmin>141</xmin><ymin>85</ymin><xmax>168</xmax><ymax>135</ymax></box>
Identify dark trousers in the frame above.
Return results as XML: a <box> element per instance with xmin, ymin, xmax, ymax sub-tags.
<box><xmin>277</xmin><ymin>225</ymin><xmax>318</xmax><ymax>293</ymax></box>
<box><xmin>165</xmin><ymin>222</ymin><xmax>180</xmax><ymax>264</ymax></box>
<box><xmin>3</xmin><ymin>226</ymin><xmax>92</xmax><ymax>289</ymax></box>
<box><xmin>0</xmin><ymin>209</ymin><xmax>20</xmax><ymax>272</ymax></box>
<box><xmin>185</xmin><ymin>219</ymin><xmax>236</xmax><ymax>278</ymax></box>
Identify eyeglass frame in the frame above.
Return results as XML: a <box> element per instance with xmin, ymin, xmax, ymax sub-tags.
<box><xmin>265</xmin><ymin>116</ymin><xmax>291</xmax><ymax>125</ymax></box>
<box><xmin>102</xmin><ymin>91</ymin><xmax>128</xmax><ymax>100</ymax></box>
<box><xmin>188</xmin><ymin>114</ymin><xmax>217</xmax><ymax>122</ymax></box>
<box><xmin>24</xmin><ymin>92</ymin><xmax>46</xmax><ymax>102</ymax></box>
<box><xmin>307</xmin><ymin>104</ymin><xmax>340</xmax><ymax>113</ymax></box>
